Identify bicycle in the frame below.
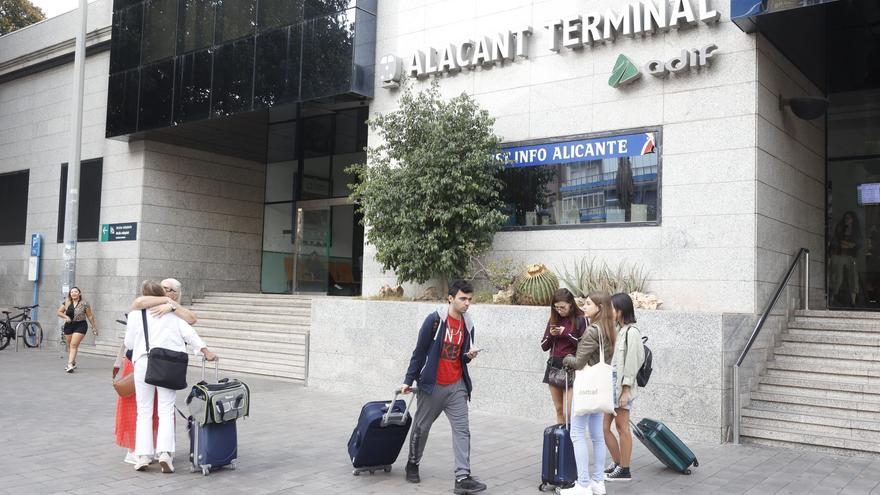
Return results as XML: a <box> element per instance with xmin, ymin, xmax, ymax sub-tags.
<box><xmin>0</xmin><ymin>305</ymin><xmax>43</xmax><ymax>351</ymax></box>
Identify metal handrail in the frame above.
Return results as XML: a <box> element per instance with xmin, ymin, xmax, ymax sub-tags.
<box><xmin>732</xmin><ymin>248</ymin><xmax>810</xmax><ymax>444</ymax></box>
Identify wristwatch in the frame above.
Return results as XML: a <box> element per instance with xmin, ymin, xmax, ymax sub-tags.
<box><xmin>168</xmin><ymin>301</ymin><xmax>178</xmax><ymax>312</ymax></box>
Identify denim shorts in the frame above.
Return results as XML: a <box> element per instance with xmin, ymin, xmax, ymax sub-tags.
<box><xmin>612</xmin><ymin>368</ymin><xmax>634</xmax><ymax>410</ymax></box>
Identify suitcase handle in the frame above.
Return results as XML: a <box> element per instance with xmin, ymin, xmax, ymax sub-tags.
<box><xmin>381</xmin><ymin>387</ymin><xmax>418</xmax><ymax>427</ymax></box>
<box><xmin>201</xmin><ymin>356</ymin><xmax>220</xmax><ymax>381</ymax></box>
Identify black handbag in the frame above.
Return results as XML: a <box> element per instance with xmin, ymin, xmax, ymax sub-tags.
<box><xmin>547</xmin><ymin>341</ymin><xmax>574</xmax><ymax>389</ymax></box>
<box><xmin>142</xmin><ymin>310</ymin><xmax>189</xmax><ymax>390</ymax></box>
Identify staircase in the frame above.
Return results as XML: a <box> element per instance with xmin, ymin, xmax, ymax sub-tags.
<box><xmin>84</xmin><ymin>292</ymin><xmax>311</xmax><ymax>382</ymax></box>
<box><xmin>740</xmin><ymin>310</ymin><xmax>880</xmax><ymax>458</ymax></box>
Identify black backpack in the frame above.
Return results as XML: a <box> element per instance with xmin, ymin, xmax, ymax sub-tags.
<box><xmin>625</xmin><ymin>327</ymin><xmax>653</xmax><ymax>387</ymax></box>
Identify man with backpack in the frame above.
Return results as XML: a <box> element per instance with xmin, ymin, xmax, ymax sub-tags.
<box><xmin>399</xmin><ymin>279</ymin><xmax>487</xmax><ymax>494</ymax></box>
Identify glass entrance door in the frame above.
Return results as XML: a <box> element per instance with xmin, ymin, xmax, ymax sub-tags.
<box><xmin>292</xmin><ymin>200</ymin><xmax>363</xmax><ymax>295</ymax></box>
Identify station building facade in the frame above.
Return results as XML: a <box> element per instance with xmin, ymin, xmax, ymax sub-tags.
<box><xmin>0</xmin><ymin>0</ymin><xmax>877</xmax><ymax>335</ymax></box>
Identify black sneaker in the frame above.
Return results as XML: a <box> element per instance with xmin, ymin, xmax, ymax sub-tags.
<box><xmin>405</xmin><ymin>462</ymin><xmax>420</xmax><ymax>483</ymax></box>
<box><xmin>603</xmin><ymin>462</ymin><xmax>618</xmax><ymax>474</ymax></box>
<box><xmin>605</xmin><ymin>466</ymin><xmax>631</xmax><ymax>481</ymax></box>
<box><xmin>454</xmin><ymin>475</ymin><xmax>487</xmax><ymax>494</ymax></box>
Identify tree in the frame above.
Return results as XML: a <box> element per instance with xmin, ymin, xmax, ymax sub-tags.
<box><xmin>0</xmin><ymin>0</ymin><xmax>46</xmax><ymax>36</ymax></box>
<box><xmin>348</xmin><ymin>81</ymin><xmax>507</xmax><ymax>291</ymax></box>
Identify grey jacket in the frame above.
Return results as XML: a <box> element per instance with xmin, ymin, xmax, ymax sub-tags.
<box><xmin>562</xmin><ymin>323</ymin><xmax>613</xmax><ymax>370</ymax></box>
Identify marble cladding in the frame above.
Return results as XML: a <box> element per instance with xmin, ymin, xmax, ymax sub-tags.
<box><xmin>309</xmin><ymin>298</ymin><xmax>754</xmax><ymax>443</ymax></box>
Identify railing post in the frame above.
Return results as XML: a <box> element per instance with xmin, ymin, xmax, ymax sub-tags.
<box><xmin>732</xmin><ymin>365</ymin><xmax>740</xmax><ymax>444</ymax></box>
<box><xmin>803</xmin><ymin>250</ymin><xmax>810</xmax><ymax>311</ymax></box>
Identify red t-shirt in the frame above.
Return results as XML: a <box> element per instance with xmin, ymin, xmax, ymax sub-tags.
<box><xmin>436</xmin><ymin>316</ymin><xmax>464</xmax><ymax>385</ymax></box>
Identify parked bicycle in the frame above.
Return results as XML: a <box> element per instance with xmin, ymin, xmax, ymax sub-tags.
<box><xmin>0</xmin><ymin>305</ymin><xmax>43</xmax><ymax>351</ymax></box>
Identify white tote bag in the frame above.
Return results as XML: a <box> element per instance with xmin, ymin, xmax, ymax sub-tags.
<box><xmin>571</xmin><ymin>325</ymin><xmax>616</xmax><ymax>416</ymax></box>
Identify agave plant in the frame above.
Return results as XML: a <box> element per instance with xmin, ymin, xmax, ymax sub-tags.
<box><xmin>558</xmin><ymin>257</ymin><xmax>648</xmax><ymax>296</ymax></box>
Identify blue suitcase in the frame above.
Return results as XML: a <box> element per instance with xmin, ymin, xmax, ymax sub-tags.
<box><xmin>347</xmin><ymin>388</ymin><xmax>415</xmax><ymax>475</ymax></box>
<box><xmin>539</xmin><ymin>379</ymin><xmax>577</xmax><ymax>491</ymax></box>
<box><xmin>187</xmin><ymin>359</ymin><xmax>239</xmax><ymax>476</ymax></box>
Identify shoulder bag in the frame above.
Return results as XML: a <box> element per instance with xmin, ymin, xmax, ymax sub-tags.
<box><xmin>112</xmin><ymin>372</ymin><xmax>135</xmax><ymax>397</ymax></box>
<box><xmin>570</xmin><ymin>323</ymin><xmax>616</xmax><ymax>416</ymax></box>
<box><xmin>142</xmin><ymin>310</ymin><xmax>189</xmax><ymax>390</ymax></box>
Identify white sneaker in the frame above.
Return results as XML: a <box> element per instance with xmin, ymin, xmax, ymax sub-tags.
<box><xmin>557</xmin><ymin>482</ymin><xmax>592</xmax><ymax>495</ymax></box>
<box><xmin>123</xmin><ymin>451</ymin><xmax>137</xmax><ymax>465</ymax></box>
<box><xmin>64</xmin><ymin>363</ymin><xmax>75</xmax><ymax>373</ymax></box>
<box><xmin>158</xmin><ymin>452</ymin><xmax>174</xmax><ymax>473</ymax></box>
<box><xmin>590</xmin><ymin>480</ymin><xmax>606</xmax><ymax>495</ymax></box>
<box><xmin>134</xmin><ymin>456</ymin><xmax>151</xmax><ymax>471</ymax></box>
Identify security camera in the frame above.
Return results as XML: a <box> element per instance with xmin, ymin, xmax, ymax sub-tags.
<box><xmin>778</xmin><ymin>95</ymin><xmax>829</xmax><ymax>120</ymax></box>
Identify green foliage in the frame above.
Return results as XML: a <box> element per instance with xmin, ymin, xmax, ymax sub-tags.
<box><xmin>348</xmin><ymin>81</ymin><xmax>507</xmax><ymax>285</ymax></box>
<box><xmin>558</xmin><ymin>257</ymin><xmax>648</xmax><ymax>296</ymax></box>
<box><xmin>0</xmin><ymin>0</ymin><xmax>45</xmax><ymax>35</ymax></box>
<box><xmin>468</xmin><ymin>256</ymin><xmax>524</xmax><ymax>291</ymax></box>
<box><xmin>471</xmin><ymin>291</ymin><xmax>495</xmax><ymax>304</ymax></box>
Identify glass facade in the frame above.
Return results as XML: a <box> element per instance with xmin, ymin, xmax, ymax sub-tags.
<box><xmin>106</xmin><ymin>0</ymin><xmax>376</xmax><ymax>137</ymax></box>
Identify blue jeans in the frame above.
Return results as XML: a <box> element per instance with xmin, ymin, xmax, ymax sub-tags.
<box><xmin>569</xmin><ymin>412</ymin><xmax>606</xmax><ymax>486</ymax></box>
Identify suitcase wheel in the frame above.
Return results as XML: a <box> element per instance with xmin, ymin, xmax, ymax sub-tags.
<box><xmin>683</xmin><ymin>469</ymin><xmax>691</xmax><ymax>475</ymax></box>
<box><xmin>352</xmin><ymin>470</ymin><xmax>360</xmax><ymax>476</ymax></box>
<box><xmin>383</xmin><ymin>467</ymin><xmax>391</xmax><ymax>473</ymax></box>
<box><xmin>693</xmin><ymin>459</ymin><xmax>699</xmax><ymax>467</ymax></box>
<box><xmin>230</xmin><ymin>461</ymin><xmax>237</xmax><ymax>470</ymax></box>
<box><xmin>190</xmin><ymin>466</ymin><xmax>197</xmax><ymax>473</ymax></box>
<box><xmin>538</xmin><ymin>482</ymin><xmax>547</xmax><ymax>491</ymax></box>
<box><xmin>202</xmin><ymin>467</ymin><xmax>210</xmax><ymax>476</ymax></box>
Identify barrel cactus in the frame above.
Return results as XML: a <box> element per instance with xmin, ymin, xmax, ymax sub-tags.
<box><xmin>515</xmin><ymin>264</ymin><xmax>559</xmax><ymax>306</ymax></box>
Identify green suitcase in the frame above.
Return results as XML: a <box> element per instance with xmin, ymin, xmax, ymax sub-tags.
<box><xmin>630</xmin><ymin>418</ymin><xmax>699</xmax><ymax>474</ymax></box>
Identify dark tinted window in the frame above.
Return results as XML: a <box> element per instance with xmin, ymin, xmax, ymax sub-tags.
<box><xmin>304</xmin><ymin>0</ymin><xmax>352</xmax><ymax>19</ymax></box>
<box><xmin>301</xmin><ymin>115</ymin><xmax>334</xmax><ymax>158</ymax></box>
<box><xmin>58</xmin><ymin>160</ymin><xmax>103</xmax><ymax>243</ymax></box>
<box><xmin>333</xmin><ymin>108</ymin><xmax>366</xmax><ymax>154</ymax></box>
<box><xmin>113</xmin><ymin>0</ymin><xmax>142</xmax><ymax>9</ymax></box>
<box><xmin>254</xmin><ymin>26</ymin><xmax>300</xmax><ymax>109</ymax></box>
<box><xmin>138</xmin><ymin>59</ymin><xmax>175</xmax><ymax>130</ymax></box>
<box><xmin>300</xmin><ymin>9</ymin><xmax>354</xmax><ymax>100</ymax></box>
<box><xmin>178</xmin><ymin>0</ymin><xmax>215</xmax><ymax>54</ymax></box>
<box><xmin>106</xmin><ymin>68</ymin><xmax>140</xmax><ymax>136</ymax></box>
<box><xmin>259</xmin><ymin>0</ymin><xmax>303</xmax><ymax>30</ymax></box>
<box><xmin>0</xmin><ymin>170</ymin><xmax>29</xmax><ymax>245</ymax></box>
<box><xmin>110</xmin><ymin>4</ymin><xmax>143</xmax><ymax>73</ymax></box>
<box><xmin>141</xmin><ymin>0</ymin><xmax>177</xmax><ymax>63</ymax></box>
<box><xmin>211</xmin><ymin>38</ymin><xmax>255</xmax><ymax>116</ymax></box>
<box><xmin>215</xmin><ymin>0</ymin><xmax>256</xmax><ymax>44</ymax></box>
<box><xmin>174</xmin><ymin>49</ymin><xmax>213</xmax><ymax>123</ymax></box>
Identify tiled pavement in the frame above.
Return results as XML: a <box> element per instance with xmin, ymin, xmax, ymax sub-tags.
<box><xmin>2</xmin><ymin>350</ymin><xmax>880</xmax><ymax>495</ymax></box>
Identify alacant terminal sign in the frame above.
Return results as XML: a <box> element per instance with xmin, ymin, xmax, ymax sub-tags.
<box><xmin>380</xmin><ymin>0</ymin><xmax>720</xmax><ymax>88</ymax></box>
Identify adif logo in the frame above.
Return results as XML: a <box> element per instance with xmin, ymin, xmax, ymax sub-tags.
<box><xmin>608</xmin><ymin>54</ymin><xmax>641</xmax><ymax>88</ymax></box>
<box><xmin>379</xmin><ymin>55</ymin><xmax>404</xmax><ymax>88</ymax></box>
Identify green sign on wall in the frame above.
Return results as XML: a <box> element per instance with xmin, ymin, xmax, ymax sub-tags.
<box><xmin>100</xmin><ymin>222</ymin><xmax>138</xmax><ymax>242</ymax></box>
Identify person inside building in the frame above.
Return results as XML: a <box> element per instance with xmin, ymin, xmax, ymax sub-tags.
<box><xmin>602</xmin><ymin>293</ymin><xmax>645</xmax><ymax>482</ymax></box>
<box><xmin>399</xmin><ymin>279</ymin><xmax>487</xmax><ymax>495</ymax></box>
<box><xmin>56</xmin><ymin>286</ymin><xmax>98</xmax><ymax>373</ymax></box>
<box><xmin>829</xmin><ymin>211</ymin><xmax>863</xmax><ymax>306</ymax></box>
<box><xmin>124</xmin><ymin>280</ymin><xmax>216</xmax><ymax>473</ymax></box>
<box><xmin>540</xmin><ymin>288</ymin><xmax>587</xmax><ymax>425</ymax></box>
<box><xmin>561</xmin><ymin>291</ymin><xmax>615</xmax><ymax>495</ymax></box>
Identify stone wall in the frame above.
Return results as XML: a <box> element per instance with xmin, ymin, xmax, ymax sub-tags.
<box><xmin>310</xmin><ymin>298</ymin><xmax>748</xmax><ymax>443</ymax></box>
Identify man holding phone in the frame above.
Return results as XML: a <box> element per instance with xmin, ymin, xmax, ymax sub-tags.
<box><xmin>399</xmin><ymin>279</ymin><xmax>486</xmax><ymax>494</ymax></box>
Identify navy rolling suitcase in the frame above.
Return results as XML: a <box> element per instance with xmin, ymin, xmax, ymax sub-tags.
<box><xmin>186</xmin><ymin>359</ymin><xmax>240</xmax><ymax>476</ymax></box>
<box><xmin>631</xmin><ymin>418</ymin><xmax>699</xmax><ymax>474</ymax></box>
<box><xmin>347</xmin><ymin>388</ymin><xmax>416</xmax><ymax>475</ymax></box>
<box><xmin>539</xmin><ymin>378</ymin><xmax>577</xmax><ymax>491</ymax></box>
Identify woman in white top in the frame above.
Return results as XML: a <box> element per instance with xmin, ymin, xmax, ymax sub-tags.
<box><xmin>124</xmin><ymin>280</ymin><xmax>217</xmax><ymax>473</ymax></box>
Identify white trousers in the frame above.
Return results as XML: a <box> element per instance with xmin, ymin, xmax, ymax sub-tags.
<box><xmin>134</xmin><ymin>358</ymin><xmax>177</xmax><ymax>456</ymax></box>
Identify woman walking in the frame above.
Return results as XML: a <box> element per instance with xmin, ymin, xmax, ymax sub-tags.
<box><xmin>124</xmin><ymin>280</ymin><xmax>217</xmax><ymax>473</ymax></box>
<box><xmin>560</xmin><ymin>291</ymin><xmax>616</xmax><ymax>495</ymax></box>
<box><xmin>540</xmin><ymin>288</ymin><xmax>587</xmax><ymax>425</ymax></box>
<box><xmin>56</xmin><ymin>286</ymin><xmax>98</xmax><ymax>372</ymax></box>
<box><xmin>602</xmin><ymin>293</ymin><xmax>645</xmax><ymax>482</ymax></box>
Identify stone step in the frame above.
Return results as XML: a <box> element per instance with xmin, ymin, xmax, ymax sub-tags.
<box><xmin>206</xmin><ymin>336</ymin><xmax>305</xmax><ymax>357</ymax></box>
<box><xmin>193</xmin><ymin>296</ymin><xmax>312</xmax><ymax>308</ymax></box>
<box><xmin>787</xmin><ymin>318</ymin><xmax>880</xmax><ymax>333</ymax></box>
<box><xmin>741</xmin><ymin>428</ymin><xmax>880</xmax><ymax>458</ymax></box>
<box><xmin>782</xmin><ymin>331</ymin><xmax>880</xmax><ymax>346</ymax></box>
<box><xmin>190</xmin><ymin>302</ymin><xmax>310</xmax><ymax>316</ymax></box>
<box><xmin>202</xmin><ymin>292</ymin><xmax>314</xmax><ymax>301</ymax></box>
<box><xmin>190</xmin><ymin>309</ymin><xmax>309</xmax><ymax>326</ymax></box>
<box><xmin>759</xmin><ymin>375</ymin><xmax>878</xmax><ymax>394</ymax></box>
<box><xmin>193</xmin><ymin>317</ymin><xmax>309</xmax><ymax>334</ymax></box>
<box><xmin>793</xmin><ymin>310</ymin><xmax>880</xmax><ymax>320</ymax></box>
<box><xmin>749</xmin><ymin>392</ymin><xmax>880</xmax><ymax>419</ymax></box>
<box><xmin>183</xmin><ymin>327</ymin><xmax>308</xmax><ymax>344</ymax></box>
<box><xmin>763</xmin><ymin>367</ymin><xmax>880</xmax><ymax>386</ymax></box>
<box><xmin>770</xmin><ymin>355</ymin><xmax>880</xmax><ymax>377</ymax></box>
<box><xmin>756</xmin><ymin>383</ymin><xmax>880</xmax><ymax>405</ymax></box>
<box><xmin>775</xmin><ymin>342</ymin><xmax>880</xmax><ymax>362</ymax></box>
<box><xmin>741</xmin><ymin>408</ymin><xmax>880</xmax><ymax>439</ymax></box>
<box><xmin>200</xmin><ymin>356</ymin><xmax>305</xmax><ymax>381</ymax></box>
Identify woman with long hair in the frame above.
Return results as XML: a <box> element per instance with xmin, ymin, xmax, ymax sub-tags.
<box><xmin>830</xmin><ymin>211</ymin><xmax>863</xmax><ymax>306</ymax></box>
<box><xmin>560</xmin><ymin>291</ymin><xmax>616</xmax><ymax>495</ymax></box>
<box><xmin>540</xmin><ymin>288</ymin><xmax>587</xmax><ymax>425</ymax></box>
<box><xmin>603</xmin><ymin>292</ymin><xmax>645</xmax><ymax>482</ymax></box>
<box><xmin>56</xmin><ymin>286</ymin><xmax>98</xmax><ymax>372</ymax></box>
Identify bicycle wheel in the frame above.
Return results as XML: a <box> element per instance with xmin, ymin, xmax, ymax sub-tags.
<box><xmin>21</xmin><ymin>321</ymin><xmax>43</xmax><ymax>348</ymax></box>
<box><xmin>0</xmin><ymin>324</ymin><xmax>10</xmax><ymax>351</ymax></box>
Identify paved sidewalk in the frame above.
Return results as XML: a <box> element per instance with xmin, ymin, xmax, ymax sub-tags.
<box><xmin>2</xmin><ymin>350</ymin><xmax>880</xmax><ymax>495</ymax></box>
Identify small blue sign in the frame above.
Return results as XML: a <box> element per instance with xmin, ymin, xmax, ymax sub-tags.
<box><xmin>499</xmin><ymin>132</ymin><xmax>656</xmax><ymax>169</ymax></box>
<box><xmin>30</xmin><ymin>233</ymin><xmax>41</xmax><ymax>257</ymax></box>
